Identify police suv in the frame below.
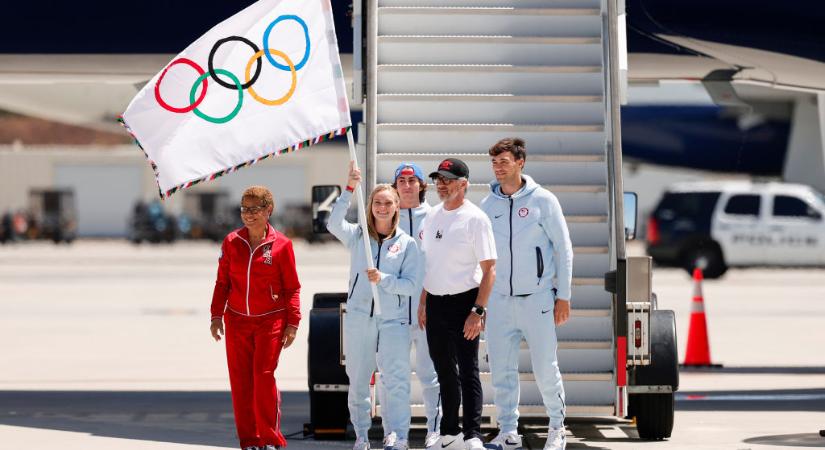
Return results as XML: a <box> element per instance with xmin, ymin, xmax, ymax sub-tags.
<box><xmin>647</xmin><ymin>181</ymin><xmax>825</xmax><ymax>278</ymax></box>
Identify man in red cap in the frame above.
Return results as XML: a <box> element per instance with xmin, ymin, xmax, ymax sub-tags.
<box><xmin>417</xmin><ymin>158</ymin><xmax>497</xmax><ymax>450</ymax></box>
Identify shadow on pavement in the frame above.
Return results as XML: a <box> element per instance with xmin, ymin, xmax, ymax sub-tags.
<box><xmin>0</xmin><ymin>390</ymin><xmax>650</xmax><ymax>449</ymax></box>
<box><xmin>743</xmin><ymin>433</ymin><xmax>825</xmax><ymax>448</ymax></box>
<box><xmin>676</xmin><ymin>388</ymin><xmax>825</xmax><ymax>412</ymax></box>
<box><xmin>0</xmin><ymin>390</ymin><xmax>313</xmax><ymax>448</ymax></box>
<box><xmin>679</xmin><ymin>366</ymin><xmax>825</xmax><ymax>375</ymax></box>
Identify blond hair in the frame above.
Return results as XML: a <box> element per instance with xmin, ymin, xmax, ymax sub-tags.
<box><xmin>367</xmin><ymin>184</ymin><xmax>400</xmax><ymax>242</ymax></box>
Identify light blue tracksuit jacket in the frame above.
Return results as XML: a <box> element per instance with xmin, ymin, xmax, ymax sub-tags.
<box><xmin>479</xmin><ymin>175</ymin><xmax>574</xmax><ymax>431</ymax></box>
<box><xmin>326</xmin><ymin>189</ymin><xmax>423</xmax><ymax>440</ymax></box>
<box><xmin>394</xmin><ymin>203</ymin><xmax>441</xmax><ymax>434</ymax></box>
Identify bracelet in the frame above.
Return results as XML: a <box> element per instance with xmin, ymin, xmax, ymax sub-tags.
<box><xmin>345</xmin><ymin>185</ymin><xmax>354</xmax><ymax>192</ymax></box>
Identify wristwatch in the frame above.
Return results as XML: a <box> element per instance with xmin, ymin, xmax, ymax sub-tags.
<box><xmin>471</xmin><ymin>304</ymin><xmax>486</xmax><ymax>317</ymax></box>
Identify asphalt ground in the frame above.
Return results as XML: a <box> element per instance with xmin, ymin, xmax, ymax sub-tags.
<box><xmin>1</xmin><ymin>240</ymin><xmax>824</xmax><ymax>449</ymax></box>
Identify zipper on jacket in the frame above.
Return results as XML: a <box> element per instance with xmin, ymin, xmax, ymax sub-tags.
<box><xmin>348</xmin><ymin>273</ymin><xmax>360</xmax><ymax>299</ymax></box>
<box><xmin>509</xmin><ymin>198</ymin><xmax>514</xmax><ymax>297</ymax></box>
<box><xmin>536</xmin><ymin>247</ymin><xmax>544</xmax><ymax>282</ymax></box>
<box><xmin>407</xmin><ymin>210</ymin><xmax>415</xmax><ymax>324</ymax></box>
<box><xmin>240</xmin><ymin>234</ymin><xmax>275</xmax><ymax>316</ymax></box>
<box><xmin>370</xmin><ymin>240</ymin><xmax>384</xmax><ymax>318</ymax></box>
<box><xmin>407</xmin><ymin>209</ymin><xmax>414</xmax><ymax>237</ymax></box>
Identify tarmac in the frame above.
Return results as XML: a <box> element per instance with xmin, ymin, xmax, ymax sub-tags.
<box><xmin>1</xmin><ymin>240</ymin><xmax>824</xmax><ymax>449</ymax></box>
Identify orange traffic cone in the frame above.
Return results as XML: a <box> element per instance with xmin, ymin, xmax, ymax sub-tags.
<box><xmin>682</xmin><ymin>267</ymin><xmax>721</xmax><ymax>367</ymax></box>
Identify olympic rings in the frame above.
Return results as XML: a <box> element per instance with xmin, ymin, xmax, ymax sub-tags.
<box><xmin>154</xmin><ymin>14</ymin><xmax>310</xmax><ymax>123</ymax></box>
<box><xmin>189</xmin><ymin>69</ymin><xmax>243</xmax><ymax>124</ymax></box>
<box><xmin>246</xmin><ymin>49</ymin><xmax>297</xmax><ymax>106</ymax></box>
<box><xmin>155</xmin><ymin>58</ymin><xmax>208</xmax><ymax>113</ymax></box>
<box><xmin>263</xmin><ymin>15</ymin><xmax>310</xmax><ymax>71</ymax></box>
<box><xmin>208</xmin><ymin>36</ymin><xmax>262</xmax><ymax>90</ymax></box>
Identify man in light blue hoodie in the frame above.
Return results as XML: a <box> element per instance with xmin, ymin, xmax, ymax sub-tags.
<box><xmin>479</xmin><ymin>138</ymin><xmax>574</xmax><ymax>450</ymax></box>
<box><xmin>390</xmin><ymin>163</ymin><xmax>442</xmax><ymax>449</ymax></box>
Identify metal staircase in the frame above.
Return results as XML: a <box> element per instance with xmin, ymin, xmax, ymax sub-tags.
<box><xmin>366</xmin><ymin>0</ymin><xmax>620</xmax><ymax>422</ymax></box>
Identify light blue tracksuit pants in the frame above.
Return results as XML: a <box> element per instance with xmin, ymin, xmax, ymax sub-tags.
<box><xmin>486</xmin><ymin>290</ymin><xmax>566</xmax><ymax>432</ymax></box>
<box><xmin>410</xmin><ymin>322</ymin><xmax>441</xmax><ymax>433</ymax></box>
<box><xmin>344</xmin><ymin>311</ymin><xmax>411</xmax><ymax>440</ymax></box>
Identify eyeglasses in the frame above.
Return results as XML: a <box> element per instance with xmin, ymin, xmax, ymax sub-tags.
<box><xmin>432</xmin><ymin>176</ymin><xmax>458</xmax><ymax>185</ymax></box>
<box><xmin>240</xmin><ymin>205</ymin><xmax>266</xmax><ymax>215</ymax></box>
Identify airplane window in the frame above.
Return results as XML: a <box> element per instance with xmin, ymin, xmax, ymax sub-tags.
<box><xmin>773</xmin><ymin>195</ymin><xmax>821</xmax><ymax>220</ymax></box>
<box><xmin>724</xmin><ymin>194</ymin><xmax>760</xmax><ymax>216</ymax></box>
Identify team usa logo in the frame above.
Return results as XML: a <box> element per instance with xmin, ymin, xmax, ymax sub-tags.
<box><xmin>518</xmin><ymin>207</ymin><xmax>530</xmax><ymax>218</ymax></box>
<box><xmin>154</xmin><ymin>14</ymin><xmax>310</xmax><ymax>124</ymax></box>
<box><xmin>262</xmin><ymin>244</ymin><xmax>273</xmax><ymax>265</ymax></box>
<box><xmin>388</xmin><ymin>243</ymin><xmax>401</xmax><ymax>254</ymax></box>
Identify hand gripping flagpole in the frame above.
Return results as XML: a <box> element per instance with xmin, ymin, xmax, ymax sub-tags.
<box><xmin>346</xmin><ymin>129</ymin><xmax>382</xmax><ymax>315</ymax></box>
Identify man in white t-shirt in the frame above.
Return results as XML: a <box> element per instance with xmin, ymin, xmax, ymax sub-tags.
<box><xmin>417</xmin><ymin>158</ymin><xmax>497</xmax><ymax>450</ymax></box>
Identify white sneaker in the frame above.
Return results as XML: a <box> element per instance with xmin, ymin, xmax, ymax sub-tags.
<box><xmin>464</xmin><ymin>437</ymin><xmax>484</xmax><ymax>450</ymax></box>
<box><xmin>425</xmin><ymin>431</ymin><xmax>441</xmax><ymax>448</ymax></box>
<box><xmin>383</xmin><ymin>432</ymin><xmax>397</xmax><ymax>450</ymax></box>
<box><xmin>489</xmin><ymin>431</ymin><xmax>522</xmax><ymax>449</ymax></box>
<box><xmin>354</xmin><ymin>436</ymin><xmax>371</xmax><ymax>450</ymax></box>
<box><xmin>435</xmin><ymin>433</ymin><xmax>464</xmax><ymax>449</ymax></box>
<box><xmin>393</xmin><ymin>439</ymin><xmax>409</xmax><ymax>450</ymax></box>
<box><xmin>544</xmin><ymin>427</ymin><xmax>567</xmax><ymax>450</ymax></box>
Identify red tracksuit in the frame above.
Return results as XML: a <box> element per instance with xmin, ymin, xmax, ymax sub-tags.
<box><xmin>211</xmin><ymin>224</ymin><xmax>301</xmax><ymax>449</ymax></box>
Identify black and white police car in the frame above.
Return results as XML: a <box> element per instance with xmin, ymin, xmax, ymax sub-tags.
<box><xmin>646</xmin><ymin>181</ymin><xmax>825</xmax><ymax>278</ymax></box>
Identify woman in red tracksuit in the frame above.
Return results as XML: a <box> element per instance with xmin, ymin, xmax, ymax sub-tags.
<box><xmin>209</xmin><ymin>186</ymin><xmax>301</xmax><ymax>450</ymax></box>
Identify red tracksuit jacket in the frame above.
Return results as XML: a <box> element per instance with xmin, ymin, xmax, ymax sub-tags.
<box><xmin>211</xmin><ymin>224</ymin><xmax>301</xmax><ymax>327</ymax></box>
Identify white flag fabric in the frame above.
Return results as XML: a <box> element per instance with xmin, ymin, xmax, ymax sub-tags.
<box><xmin>120</xmin><ymin>0</ymin><xmax>351</xmax><ymax>198</ymax></box>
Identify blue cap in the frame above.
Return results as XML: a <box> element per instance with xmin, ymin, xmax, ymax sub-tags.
<box><xmin>393</xmin><ymin>162</ymin><xmax>425</xmax><ymax>182</ymax></box>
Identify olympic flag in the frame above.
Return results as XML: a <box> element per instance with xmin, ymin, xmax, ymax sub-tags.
<box><xmin>120</xmin><ymin>0</ymin><xmax>351</xmax><ymax>198</ymax></box>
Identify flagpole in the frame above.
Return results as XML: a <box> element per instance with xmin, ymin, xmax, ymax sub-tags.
<box><xmin>346</xmin><ymin>128</ymin><xmax>382</xmax><ymax>315</ymax></box>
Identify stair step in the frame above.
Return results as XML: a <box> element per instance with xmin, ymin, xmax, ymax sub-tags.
<box><xmin>473</xmin><ymin>340</ymin><xmax>614</xmax><ymax>372</ymax></box>
<box><xmin>377</xmin><ymin>36</ymin><xmax>602</xmax><ymax>66</ymax></box>
<box><xmin>459</xmin><ymin>183</ymin><xmax>606</xmax><ymax>194</ymax></box>
<box><xmin>377</xmin><ymin>94</ymin><xmax>604</xmax><ymax>125</ymax></box>
<box><xmin>376</xmin><ymin>124</ymin><xmax>604</xmax><ymax>155</ymax></box>
<box><xmin>401</xmin><ymin>373</ymin><xmax>615</xmax><ymax>405</ymax></box>
<box><xmin>378</xmin><ymin>0</ymin><xmax>602</xmax><ymax>8</ymax></box>
<box><xmin>401</xmin><ymin>371</ymin><xmax>612</xmax><ymax>382</ymax></box>
<box><xmin>378</xmin><ymin>404</ymin><xmax>615</xmax><ymax>418</ymax></box>
<box><xmin>378</xmin><ymin>7</ymin><xmax>600</xmax><ymax>38</ymax></box>
<box><xmin>378</xmin><ymin>152</ymin><xmax>604</xmax><ymax>162</ymax></box>
<box><xmin>576</xmin><ymin>246</ymin><xmax>610</xmax><ymax>253</ymax></box>
<box><xmin>377</xmin><ymin>155</ymin><xmax>606</xmax><ymax>186</ymax></box>
<box><xmin>378</xmin><ymin>64</ymin><xmax>603</xmax><ymax>96</ymax></box>
<box><xmin>433</xmin><ymin>186</ymin><xmax>607</xmax><ymax>217</ymax></box>
<box><xmin>573</xmin><ymin>277</ymin><xmax>603</xmax><ymax>286</ymax></box>
<box><xmin>575</xmin><ymin>250</ymin><xmax>611</xmax><ymax>278</ymax></box>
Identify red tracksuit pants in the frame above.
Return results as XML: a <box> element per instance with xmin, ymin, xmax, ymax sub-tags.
<box><xmin>225</xmin><ymin>310</ymin><xmax>287</xmax><ymax>449</ymax></box>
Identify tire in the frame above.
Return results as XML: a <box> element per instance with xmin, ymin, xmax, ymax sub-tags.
<box><xmin>629</xmin><ymin>310</ymin><xmax>678</xmax><ymax>440</ymax></box>
<box><xmin>631</xmin><ymin>393</ymin><xmax>674</xmax><ymax>440</ymax></box>
<box><xmin>682</xmin><ymin>242</ymin><xmax>727</xmax><ymax>279</ymax></box>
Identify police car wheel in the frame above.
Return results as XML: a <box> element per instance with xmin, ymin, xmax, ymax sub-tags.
<box><xmin>682</xmin><ymin>244</ymin><xmax>727</xmax><ymax>279</ymax></box>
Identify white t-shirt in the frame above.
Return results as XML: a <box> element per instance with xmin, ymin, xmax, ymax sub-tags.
<box><xmin>421</xmin><ymin>200</ymin><xmax>497</xmax><ymax>296</ymax></box>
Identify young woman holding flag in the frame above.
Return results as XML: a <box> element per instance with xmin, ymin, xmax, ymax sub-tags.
<box><xmin>327</xmin><ymin>162</ymin><xmax>423</xmax><ymax>450</ymax></box>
